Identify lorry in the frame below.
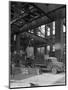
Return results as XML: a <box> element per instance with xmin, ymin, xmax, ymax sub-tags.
<box><xmin>35</xmin><ymin>56</ymin><xmax>65</xmax><ymax>74</ymax></box>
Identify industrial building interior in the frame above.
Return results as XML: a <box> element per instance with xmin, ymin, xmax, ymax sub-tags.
<box><xmin>10</xmin><ymin>1</ymin><xmax>66</xmax><ymax>88</ymax></box>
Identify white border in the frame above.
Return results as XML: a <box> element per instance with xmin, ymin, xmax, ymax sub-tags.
<box><xmin>0</xmin><ymin>0</ymin><xmax>68</xmax><ymax>90</ymax></box>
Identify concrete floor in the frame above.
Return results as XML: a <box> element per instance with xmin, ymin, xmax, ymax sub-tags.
<box><xmin>10</xmin><ymin>72</ymin><xmax>65</xmax><ymax>88</ymax></box>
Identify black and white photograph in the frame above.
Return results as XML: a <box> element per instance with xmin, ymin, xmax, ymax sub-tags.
<box><xmin>9</xmin><ymin>1</ymin><xmax>66</xmax><ymax>89</ymax></box>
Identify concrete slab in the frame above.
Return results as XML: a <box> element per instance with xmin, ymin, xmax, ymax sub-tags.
<box><xmin>10</xmin><ymin>73</ymin><xmax>65</xmax><ymax>88</ymax></box>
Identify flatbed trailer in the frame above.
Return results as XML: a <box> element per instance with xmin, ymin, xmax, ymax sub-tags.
<box><xmin>34</xmin><ymin>64</ymin><xmax>50</xmax><ymax>71</ymax></box>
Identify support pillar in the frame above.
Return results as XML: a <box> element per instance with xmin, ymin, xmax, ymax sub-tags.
<box><xmin>45</xmin><ymin>25</ymin><xmax>47</xmax><ymax>54</ymax></box>
<box><xmin>16</xmin><ymin>34</ymin><xmax>20</xmax><ymax>53</ymax></box>
<box><xmin>55</xmin><ymin>19</ymin><xmax>64</xmax><ymax>62</ymax></box>
<box><xmin>34</xmin><ymin>28</ymin><xmax>37</xmax><ymax>57</ymax></box>
<box><xmin>49</xmin><ymin>22</ymin><xmax>53</xmax><ymax>56</ymax></box>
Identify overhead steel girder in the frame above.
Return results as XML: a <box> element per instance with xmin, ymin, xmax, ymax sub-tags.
<box><xmin>21</xmin><ymin>32</ymin><xmax>52</xmax><ymax>44</ymax></box>
<box><xmin>19</xmin><ymin>6</ymin><xmax>65</xmax><ymax>33</ymax></box>
<box><xmin>11</xmin><ymin>5</ymin><xmax>66</xmax><ymax>34</ymax></box>
<box><xmin>20</xmin><ymin>16</ymin><xmax>50</xmax><ymax>32</ymax></box>
<box><xmin>11</xmin><ymin>16</ymin><xmax>51</xmax><ymax>34</ymax></box>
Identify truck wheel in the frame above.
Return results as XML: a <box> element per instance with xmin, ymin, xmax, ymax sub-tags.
<box><xmin>52</xmin><ymin>67</ymin><xmax>57</xmax><ymax>74</ymax></box>
<box><xmin>39</xmin><ymin>69</ymin><xmax>42</xmax><ymax>74</ymax></box>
